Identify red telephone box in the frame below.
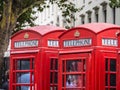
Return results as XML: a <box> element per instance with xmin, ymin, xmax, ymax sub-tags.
<box><xmin>58</xmin><ymin>23</ymin><xmax>120</xmax><ymax>90</ymax></box>
<box><xmin>116</xmin><ymin>30</ymin><xmax>120</xmax><ymax>90</ymax></box>
<box><xmin>10</xmin><ymin>25</ymin><xmax>65</xmax><ymax>90</ymax></box>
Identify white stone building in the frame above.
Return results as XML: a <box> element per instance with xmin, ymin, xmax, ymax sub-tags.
<box><xmin>77</xmin><ymin>0</ymin><xmax>120</xmax><ymax>26</ymax></box>
<box><xmin>34</xmin><ymin>0</ymin><xmax>120</xmax><ymax>28</ymax></box>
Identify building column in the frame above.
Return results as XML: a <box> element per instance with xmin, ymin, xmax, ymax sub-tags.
<box><xmin>107</xmin><ymin>5</ymin><xmax>113</xmax><ymax>24</ymax></box>
<box><xmin>116</xmin><ymin>8</ymin><xmax>120</xmax><ymax>25</ymax></box>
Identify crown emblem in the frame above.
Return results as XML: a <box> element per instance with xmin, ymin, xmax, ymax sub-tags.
<box><xmin>24</xmin><ymin>33</ymin><xmax>29</xmax><ymax>39</ymax></box>
<box><xmin>74</xmin><ymin>30</ymin><xmax>80</xmax><ymax>37</ymax></box>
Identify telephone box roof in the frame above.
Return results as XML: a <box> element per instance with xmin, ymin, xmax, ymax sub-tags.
<box><xmin>76</xmin><ymin>23</ymin><xmax>120</xmax><ymax>33</ymax></box>
<box><xmin>24</xmin><ymin>25</ymin><xmax>65</xmax><ymax>35</ymax></box>
<box><xmin>11</xmin><ymin>25</ymin><xmax>66</xmax><ymax>38</ymax></box>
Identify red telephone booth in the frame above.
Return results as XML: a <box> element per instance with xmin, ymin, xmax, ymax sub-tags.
<box><xmin>58</xmin><ymin>23</ymin><xmax>120</xmax><ymax>90</ymax></box>
<box><xmin>116</xmin><ymin>30</ymin><xmax>120</xmax><ymax>90</ymax></box>
<box><xmin>10</xmin><ymin>25</ymin><xmax>65</xmax><ymax>90</ymax></box>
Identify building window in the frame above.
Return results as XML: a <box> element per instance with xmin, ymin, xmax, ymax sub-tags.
<box><xmin>103</xmin><ymin>8</ymin><xmax>107</xmax><ymax>22</ymax></box>
<box><xmin>56</xmin><ymin>16</ymin><xmax>60</xmax><ymax>26</ymax></box>
<box><xmin>88</xmin><ymin>15</ymin><xmax>91</xmax><ymax>23</ymax></box>
<box><xmin>95</xmin><ymin>13</ymin><xmax>98</xmax><ymax>22</ymax></box>
<box><xmin>95</xmin><ymin>10</ymin><xmax>99</xmax><ymax>22</ymax></box>
<box><xmin>93</xmin><ymin>6</ymin><xmax>99</xmax><ymax>22</ymax></box>
<box><xmin>83</xmin><ymin>0</ymin><xmax>85</xmax><ymax>3</ymax></box>
<box><xmin>80</xmin><ymin>14</ymin><xmax>85</xmax><ymax>24</ymax></box>
<box><xmin>112</xmin><ymin>7</ymin><xmax>116</xmax><ymax>24</ymax></box>
<box><xmin>86</xmin><ymin>10</ymin><xmax>92</xmax><ymax>23</ymax></box>
<box><xmin>101</xmin><ymin>1</ymin><xmax>107</xmax><ymax>23</ymax></box>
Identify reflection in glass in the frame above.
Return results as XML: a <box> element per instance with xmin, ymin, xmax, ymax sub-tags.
<box><xmin>50</xmin><ymin>58</ymin><xmax>58</xmax><ymax>70</ymax></box>
<box><xmin>54</xmin><ymin>86</ymin><xmax>58</xmax><ymax>90</ymax></box>
<box><xmin>83</xmin><ymin>59</ymin><xmax>86</xmax><ymax>71</ymax></box>
<box><xmin>66</xmin><ymin>60</ymin><xmax>83</xmax><ymax>72</ymax></box>
<box><xmin>17</xmin><ymin>73</ymin><xmax>34</xmax><ymax>90</ymax></box>
<box><xmin>16</xmin><ymin>86</ymin><xmax>34</xmax><ymax>90</ymax></box>
<box><xmin>17</xmin><ymin>59</ymin><xmax>30</xmax><ymax>70</ymax></box>
<box><xmin>17</xmin><ymin>73</ymin><xmax>34</xmax><ymax>83</ymax></box>
<box><xmin>66</xmin><ymin>75</ymin><xmax>82</xmax><ymax>87</ymax></box>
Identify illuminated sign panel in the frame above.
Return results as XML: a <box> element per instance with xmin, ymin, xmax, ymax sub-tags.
<box><xmin>102</xmin><ymin>38</ymin><xmax>118</xmax><ymax>46</ymax></box>
<box><xmin>48</xmin><ymin>40</ymin><xmax>59</xmax><ymax>47</ymax></box>
<box><xmin>14</xmin><ymin>40</ymin><xmax>39</xmax><ymax>48</ymax></box>
<box><xmin>63</xmin><ymin>38</ymin><xmax>92</xmax><ymax>47</ymax></box>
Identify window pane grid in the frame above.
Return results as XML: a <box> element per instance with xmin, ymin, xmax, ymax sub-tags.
<box><xmin>62</xmin><ymin>59</ymin><xmax>86</xmax><ymax>89</ymax></box>
<box><xmin>50</xmin><ymin>58</ymin><xmax>58</xmax><ymax>89</ymax></box>
<box><xmin>12</xmin><ymin>58</ymin><xmax>34</xmax><ymax>90</ymax></box>
<box><xmin>105</xmin><ymin>58</ymin><xmax>116</xmax><ymax>89</ymax></box>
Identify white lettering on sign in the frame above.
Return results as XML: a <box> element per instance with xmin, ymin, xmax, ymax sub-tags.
<box><xmin>102</xmin><ymin>38</ymin><xmax>118</xmax><ymax>46</ymax></box>
<box><xmin>48</xmin><ymin>40</ymin><xmax>59</xmax><ymax>47</ymax></box>
<box><xmin>63</xmin><ymin>38</ymin><xmax>92</xmax><ymax>47</ymax></box>
<box><xmin>14</xmin><ymin>40</ymin><xmax>39</xmax><ymax>48</ymax></box>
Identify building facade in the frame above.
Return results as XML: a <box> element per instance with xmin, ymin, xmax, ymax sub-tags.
<box><xmin>34</xmin><ymin>0</ymin><xmax>120</xmax><ymax>28</ymax></box>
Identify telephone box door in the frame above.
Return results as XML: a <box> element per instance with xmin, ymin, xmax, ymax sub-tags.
<box><xmin>102</xmin><ymin>53</ymin><xmax>117</xmax><ymax>90</ymax></box>
<box><xmin>10</xmin><ymin>54</ymin><xmax>36</xmax><ymax>90</ymax></box>
<box><xmin>59</xmin><ymin>52</ymin><xmax>93</xmax><ymax>90</ymax></box>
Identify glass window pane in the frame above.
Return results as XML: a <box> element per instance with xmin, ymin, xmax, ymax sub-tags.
<box><xmin>54</xmin><ymin>86</ymin><xmax>58</xmax><ymax>90</ymax></box>
<box><xmin>50</xmin><ymin>59</ymin><xmax>54</xmax><ymax>70</ymax></box>
<box><xmin>50</xmin><ymin>72</ymin><xmax>53</xmax><ymax>83</ymax></box>
<box><xmin>66</xmin><ymin>60</ymin><xmax>83</xmax><ymax>72</ymax></box>
<box><xmin>17</xmin><ymin>72</ymin><xmax>34</xmax><ymax>84</ymax></box>
<box><xmin>110</xmin><ymin>59</ymin><xmax>116</xmax><ymax>71</ymax></box>
<box><xmin>110</xmin><ymin>88</ymin><xmax>116</xmax><ymax>90</ymax></box>
<box><xmin>62</xmin><ymin>61</ymin><xmax>65</xmax><ymax>72</ymax></box>
<box><xmin>55</xmin><ymin>59</ymin><xmax>58</xmax><ymax>70</ymax></box>
<box><xmin>32</xmin><ymin>58</ymin><xmax>34</xmax><ymax>69</ymax></box>
<box><xmin>54</xmin><ymin>72</ymin><xmax>58</xmax><ymax>83</ymax></box>
<box><xmin>105</xmin><ymin>58</ymin><xmax>108</xmax><ymax>71</ymax></box>
<box><xmin>83</xmin><ymin>74</ymin><xmax>86</xmax><ymax>87</ymax></box>
<box><xmin>16</xmin><ymin>86</ymin><xmax>30</xmax><ymax>90</ymax></box>
<box><xmin>17</xmin><ymin>59</ymin><xmax>30</xmax><ymax>70</ymax></box>
<box><xmin>66</xmin><ymin>74</ymin><xmax>82</xmax><ymax>87</ymax></box>
<box><xmin>105</xmin><ymin>74</ymin><xmax>108</xmax><ymax>86</ymax></box>
<box><xmin>62</xmin><ymin>75</ymin><xmax>65</xmax><ymax>87</ymax></box>
<box><xmin>110</xmin><ymin>74</ymin><xmax>116</xmax><ymax>86</ymax></box>
<box><xmin>83</xmin><ymin>59</ymin><xmax>86</xmax><ymax>71</ymax></box>
<box><xmin>50</xmin><ymin>87</ymin><xmax>53</xmax><ymax>90</ymax></box>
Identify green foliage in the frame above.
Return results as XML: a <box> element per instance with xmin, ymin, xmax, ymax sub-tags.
<box><xmin>13</xmin><ymin>8</ymin><xmax>37</xmax><ymax>34</ymax></box>
<box><xmin>12</xmin><ymin>1</ymin><xmax>46</xmax><ymax>34</ymax></box>
<box><xmin>109</xmin><ymin>0</ymin><xmax>120</xmax><ymax>8</ymax></box>
<box><xmin>0</xmin><ymin>0</ymin><xmax>79</xmax><ymax>34</ymax></box>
